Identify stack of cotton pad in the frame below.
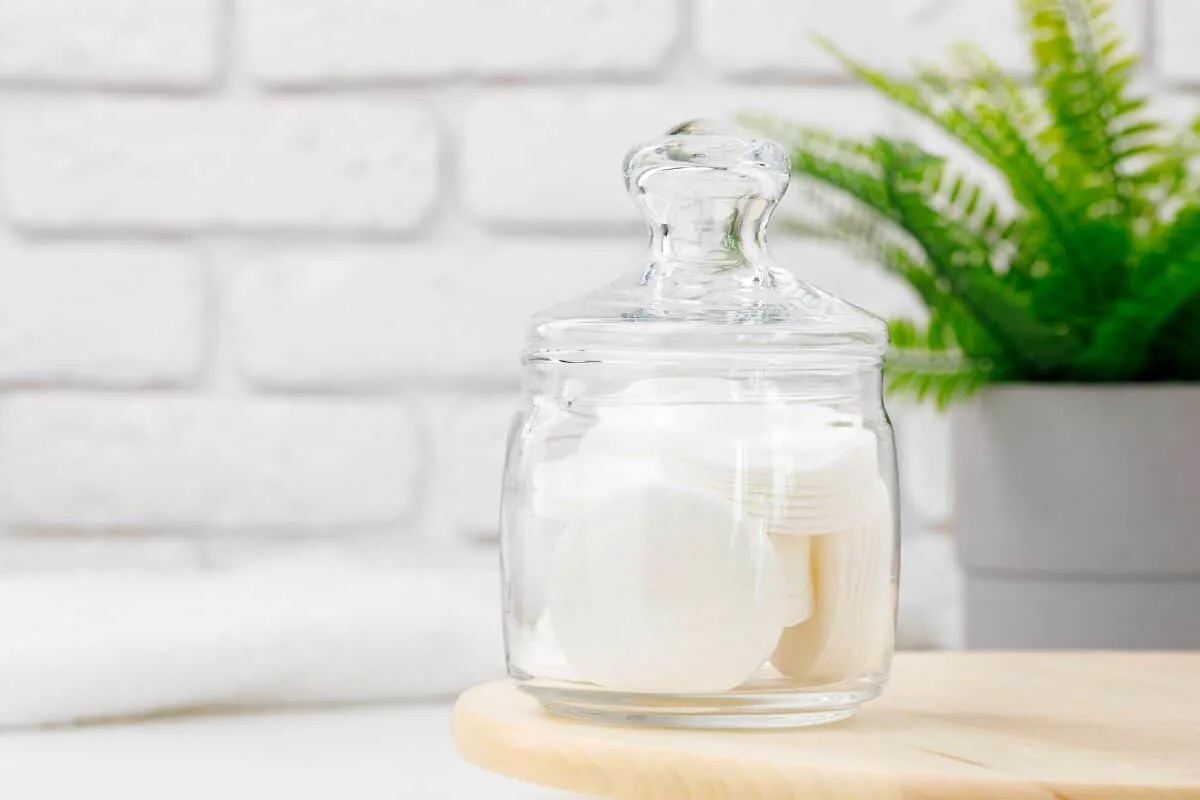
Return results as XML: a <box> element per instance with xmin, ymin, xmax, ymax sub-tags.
<box><xmin>668</xmin><ymin>425</ymin><xmax>881</xmax><ymax>536</ymax></box>
<box><xmin>771</xmin><ymin>478</ymin><xmax>895</xmax><ymax>682</ymax></box>
<box><xmin>533</xmin><ymin>380</ymin><xmax>871</xmax><ymax>527</ymax></box>
<box><xmin>656</xmin><ymin>419</ymin><xmax>882</xmax><ymax>640</ymax></box>
<box><xmin>536</xmin><ymin>377</ymin><xmax>891</xmax><ymax>693</ymax></box>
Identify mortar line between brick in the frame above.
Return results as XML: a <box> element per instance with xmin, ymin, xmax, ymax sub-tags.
<box><xmin>214</xmin><ymin>0</ymin><xmax>235</xmax><ymax>91</ymax></box>
<box><xmin>1143</xmin><ymin>0</ymin><xmax>1157</xmax><ymax>75</ymax></box>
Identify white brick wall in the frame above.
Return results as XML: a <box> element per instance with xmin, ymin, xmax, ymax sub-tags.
<box><xmin>0</xmin><ymin>0</ymin><xmax>1176</xmax><ymax>567</ymax></box>
<box><xmin>244</xmin><ymin>0</ymin><xmax>679</xmax><ymax>85</ymax></box>
<box><xmin>0</xmin><ymin>0</ymin><xmax>218</xmax><ymax>88</ymax></box>
<box><xmin>1156</xmin><ymin>0</ymin><xmax>1200</xmax><ymax>84</ymax></box>
<box><xmin>0</xmin><ymin>244</ymin><xmax>204</xmax><ymax>387</ymax></box>
<box><xmin>696</xmin><ymin>0</ymin><xmax>1144</xmax><ymax>77</ymax></box>
<box><xmin>228</xmin><ymin>240</ymin><xmax>639</xmax><ymax>387</ymax></box>
<box><xmin>463</xmin><ymin>89</ymin><xmax>892</xmax><ymax>228</ymax></box>
<box><xmin>2</xmin><ymin>101</ymin><xmax>439</xmax><ymax>232</ymax></box>
<box><xmin>0</xmin><ymin>395</ymin><xmax>418</xmax><ymax>531</ymax></box>
<box><xmin>427</xmin><ymin>392</ymin><xmax>519</xmax><ymax>540</ymax></box>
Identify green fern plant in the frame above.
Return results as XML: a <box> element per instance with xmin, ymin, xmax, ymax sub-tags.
<box><xmin>747</xmin><ymin>0</ymin><xmax>1200</xmax><ymax>408</ymax></box>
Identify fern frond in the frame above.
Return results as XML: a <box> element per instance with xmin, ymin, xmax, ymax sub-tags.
<box><xmin>879</xmin><ymin>142</ymin><xmax>1079</xmax><ymax>375</ymax></box>
<box><xmin>884</xmin><ymin>350</ymin><xmax>989</xmax><ymax>410</ymax></box>
<box><xmin>888</xmin><ymin>316</ymin><xmax>967</xmax><ymax>357</ymax></box>
<box><xmin>743</xmin><ymin>121</ymin><xmax>900</xmax><ymax>222</ymax></box>
<box><xmin>773</xmin><ymin>129</ymin><xmax>1057</xmax><ymax>372</ymax></box>
<box><xmin>1146</xmin><ymin>297</ymin><xmax>1200</xmax><ymax>380</ymax></box>
<box><xmin>918</xmin><ymin>51</ymin><xmax>1134</xmax><ymax>309</ymax></box>
<box><xmin>820</xmin><ymin>39</ymin><xmax>1096</xmax><ymax>289</ymax></box>
<box><xmin>751</xmin><ymin>0</ymin><xmax>1200</xmax><ymax>401</ymax></box>
<box><xmin>1136</xmin><ymin>202</ymin><xmax>1200</xmax><ymax>283</ymax></box>
<box><xmin>1130</xmin><ymin>206</ymin><xmax>1200</xmax><ymax>379</ymax></box>
<box><xmin>1021</xmin><ymin>0</ymin><xmax>1151</xmax><ymax>219</ymax></box>
<box><xmin>1074</xmin><ymin>246</ymin><xmax>1200</xmax><ymax>378</ymax></box>
<box><xmin>1139</xmin><ymin>129</ymin><xmax>1200</xmax><ymax>205</ymax></box>
<box><xmin>762</xmin><ymin>119</ymin><xmax>1019</xmax><ymax>257</ymax></box>
<box><xmin>774</xmin><ymin>134</ymin><xmax>1017</xmax><ymax>366</ymax></box>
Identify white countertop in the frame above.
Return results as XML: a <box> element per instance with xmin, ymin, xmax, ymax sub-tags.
<box><xmin>0</xmin><ymin>703</ymin><xmax>581</xmax><ymax>800</ymax></box>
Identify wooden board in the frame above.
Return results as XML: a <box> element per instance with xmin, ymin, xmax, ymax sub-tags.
<box><xmin>453</xmin><ymin>652</ymin><xmax>1200</xmax><ymax>799</ymax></box>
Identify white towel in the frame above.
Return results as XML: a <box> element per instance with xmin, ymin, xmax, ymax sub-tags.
<box><xmin>0</xmin><ymin>538</ymin><xmax>957</xmax><ymax>729</ymax></box>
<box><xmin>0</xmin><ymin>559</ymin><xmax>504</xmax><ymax>728</ymax></box>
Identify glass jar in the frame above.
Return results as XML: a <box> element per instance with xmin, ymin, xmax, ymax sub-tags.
<box><xmin>499</xmin><ymin>121</ymin><xmax>898</xmax><ymax>728</ymax></box>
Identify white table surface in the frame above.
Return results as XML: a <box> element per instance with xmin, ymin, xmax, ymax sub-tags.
<box><xmin>0</xmin><ymin>703</ymin><xmax>582</xmax><ymax>799</ymax></box>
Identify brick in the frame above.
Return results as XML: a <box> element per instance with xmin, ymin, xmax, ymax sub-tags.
<box><xmin>697</xmin><ymin>0</ymin><xmax>1143</xmax><ymax>77</ymax></box>
<box><xmin>0</xmin><ymin>396</ymin><xmax>420</xmax><ymax>531</ymax></box>
<box><xmin>1</xmin><ymin>100</ymin><xmax>438</xmax><ymax>233</ymax></box>
<box><xmin>229</xmin><ymin>239</ymin><xmax>640</xmax><ymax>386</ymax></box>
<box><xmin>462</xmin><ymin>88</ymin><xmax>895</xmax><ymax>229</ymax></box>
<box><xmin>245</xmin><ymin>0</ymin><xmax>676</xmax><ymax>85</ymax></box>
<box><xmin>0</xmin><ymin>535</ymin><xmax>200</xmax><ymax>573</ymax></box>
<box><xmin>1158</xmin><ymin>0</ymin><xmax>1200</xmax><ymax>83</ymax></box>
<box><xmin>0</xmin><ymin>243</ymin><xmax>203</xmax><ymax>387</ymax></box>
<box><xmin>0</xmin><ymin>0</ymin><xmax>217</xmax><ymax>87</ymax></box>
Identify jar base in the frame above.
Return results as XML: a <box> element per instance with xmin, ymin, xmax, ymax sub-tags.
<box><xmin>519</xmin><ymin>680</ymin><xmax>881</xmax><ymax>730</ymax></box>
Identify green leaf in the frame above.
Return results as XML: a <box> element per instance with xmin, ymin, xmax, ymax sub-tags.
<box><xmin>878</xmin><ymin>141</ymin><xmax>1079</xmax><ymax>375</ymax></box>
<box><xmin>1021</xmin><ymin>0</ymin><xmax>1152</xmax><ymax>222</ymax></box>
<box><xmin>1148</xmin><ymin>298</ymin><xmax>1200</xmax><ymax>380</ymax></box>
<box><xmin>884</xmin><ymin>359</ymin><xmax>988</xmax><ymax>409</ymax></box>
<box><xmin>746</xmin><ymin>0</ymin><xmax>1200</xmax><ymax>405</ymax></box>
<box><xmin>1075</xmin><ymin>246</ymin><xmax>1200</xmax><ymax>378</ymax></box>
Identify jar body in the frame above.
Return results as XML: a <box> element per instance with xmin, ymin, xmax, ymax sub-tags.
<box><xmin>500</xmin><ymin>355</ymin><xmax>898</xmax><ymax>728</ymax></box>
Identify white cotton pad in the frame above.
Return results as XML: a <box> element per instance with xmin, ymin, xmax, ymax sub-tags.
<box><xmin>683</xmin><ymin>426</ymin><xmax>882</xmax><ymax>535</ymax></box>
<box><xmin>547</xmin><ymin>483</ymin><xmax>786</xmax><ymax>694</ymax></box>
<box><xmin>770</xmin><ymin>479</ymin><xmax>896</xmax><ymax>684</ymax></box>
<box><xmin>531</xmin><ymin>454</ymin><xmax>664</xmax><ymax>524</ymax></box>
<box><xmin>770</xmin><ymin>532</ymin><xmax>814</xmax><ymax>627</ymax></box>
<box><xmin>588</xmin><ymin>401</ymin><xmax>858</xmax><ymax>460</ymax></box>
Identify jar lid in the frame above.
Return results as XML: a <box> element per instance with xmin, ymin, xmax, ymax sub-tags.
<box><xmin>524</xmin><ymin>120</ymin><xmax>887</xmax><ymax>367</ymax></box>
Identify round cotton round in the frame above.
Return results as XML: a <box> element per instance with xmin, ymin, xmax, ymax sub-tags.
<box><xmin>547</xmin><ymin>482</ymin><xmax>786</xmax><ymax>694</ymax></box>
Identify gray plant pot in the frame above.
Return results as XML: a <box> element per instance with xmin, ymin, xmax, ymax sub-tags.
<box><xmin>952</xmin><ymin>385</ymin><xmax>1200</xmax><ymax>650</ymax></box>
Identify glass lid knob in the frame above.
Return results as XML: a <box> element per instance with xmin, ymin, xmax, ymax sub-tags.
<box><xmin>623</xmin><ymin>120</ymin><xmax>790</xmax><ymax>267</ymax></box>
